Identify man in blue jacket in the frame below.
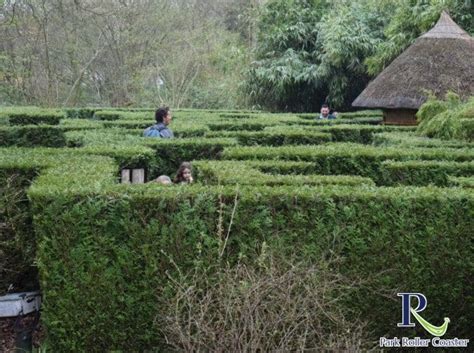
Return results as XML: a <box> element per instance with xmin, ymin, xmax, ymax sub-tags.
<box><xmin>317</xmin><ymin>104</ymin><xmax>337</xmax><ymax>120</ymax></box>
<box><xmin>143</xmin><ymin>106</ymin><xmax>174</xmax><ymax>138</ymax></box>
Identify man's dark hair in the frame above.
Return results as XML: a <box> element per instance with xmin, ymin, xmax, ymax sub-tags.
<box><xmin>321</xmin><ymin>104</ymin><xmax>329</xmax><ymax>109</ymax></box>
<box><xmin>155</xmin><ymin>106</ymin><xmax>170</xmax><ymax>123</ymax></box>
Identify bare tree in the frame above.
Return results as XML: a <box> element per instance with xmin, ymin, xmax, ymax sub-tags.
<box><xmin>0</xmin><ymin>0</ymin><xmax>260</xmax><ymax>107</ymax></box>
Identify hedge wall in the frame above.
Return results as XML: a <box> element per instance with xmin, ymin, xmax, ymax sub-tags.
<box><xmin>1</xmin><ymin>106</ymin><xmax>472</xmax><ymax>351</ymax></box>
<box><xmin>144</xmin><ymin>138</ymin><xmax>237</xmax><ymax>177</ymax></box>
<box><xmin>0</xmin><ymin>148</ymin><xmax>117</xmax><ymax>295</ymax></box>
<box><xmin>206</xmin><ymin>125</ymin><xmax>415</xmax><ymax>145</ymax></box>
<box><xmin>223</xmin><ymin>143</ymin><xmax>474</xmax><ymax>184</ymax></box>
<box><xmin>193</xmin><ymin>160</ymin><xmax>374</xmax><ymax>186</ymax></box>
<box><xmin>0</xmin><ymin>125</ymin><xmax>66</xmax><ymax>147</ymax></box>
<box><xmin>297</xmin><ymin>110</ymin><xmax>382</xmax><ymax>120</ymax></box>
<box><xmin>7</xmin><ymin>110</ymin><xmax>63</xmax><ymax>125</ymax></box>
<box><xmin>0</xmin><ymin>168</ymin><xmax>39</xmax><ymax>294</ymax></box>
<box><xmin>380</xmin><ymin>160</ymin><xmax>474</xmax><ymax>186</ymax></box>
<box><xmin>64</xmin><ymin>129</ymin><xmax>237</xmax><ymax>177</ymax></box>
<box><xmin>27</xmin><ymin>181</ymin><xmax>473</xmax><ymax>351</ymax></box>
<box><xmin>373</xmin><ymin>132</ymin><xmax>474</xmax><ymax>149</ymax></box>
<box><xmin>65</xmin><ymin>108</ymin><xmax>96</xmax><ymax>119</ymax></box>
<box><xmin>265</xmin><ymin>125</ymin><xmax>389</xmax><ymax>144</ymax></box>
<box><xmin>234</xmin><ymin>130</ymin><xmax>331</xmax><ymax>146</ymax></box>
<box><xmin>448</xmin><ymin>176</ymin><xmax>474</xmax><ymax>188</ymax></box>
<box><xmin>102</xmin><ymin>120</ymin><xmax>210</xmax><ymax>137</ymax></box>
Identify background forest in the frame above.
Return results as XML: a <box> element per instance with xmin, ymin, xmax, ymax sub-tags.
<box><xmin>1</xmin><ymin>0</ymin><xmax>473</xmax><ymax>111</ymax></box>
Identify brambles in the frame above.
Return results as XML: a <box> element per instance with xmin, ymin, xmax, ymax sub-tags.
<box><xmin>158</xmin><ymin>256</ymin><xmax>373</xmax><ymax>351</ymax></box>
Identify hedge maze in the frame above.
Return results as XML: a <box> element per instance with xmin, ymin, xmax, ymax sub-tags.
<box><xmin>1</xmin><ymin>107</ymin><xmax>473</xmax><ymax>350</ymax></box>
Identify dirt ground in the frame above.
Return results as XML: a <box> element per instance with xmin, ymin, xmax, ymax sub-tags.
<box><xmin>0</xmin><ymin>313</ymin><xmax>44</xmax><ymax>352</ymax></box>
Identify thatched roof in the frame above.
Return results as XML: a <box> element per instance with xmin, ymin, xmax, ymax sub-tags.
<box><xmin>353</xmin><ymin>11</ymin><xmax>474</xmax><ymax>110</ymax></box>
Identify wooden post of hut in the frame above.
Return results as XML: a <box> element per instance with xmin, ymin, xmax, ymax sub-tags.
<box><xmin>352</xmin><ymin>11</ymin><xmax>474</xmax><ymax>125</ymax></box>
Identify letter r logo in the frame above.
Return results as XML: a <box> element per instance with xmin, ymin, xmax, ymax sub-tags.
<box><xmin>397</xmin><ymin>293</ymin><xmax>427</xmax><ymax>327</ymax></box>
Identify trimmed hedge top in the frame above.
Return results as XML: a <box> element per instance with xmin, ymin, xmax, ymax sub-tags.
<box><xmin>222</xmin><ymin>143</ymin><xmax>474</xmax><ymax>162</ymax></box>
<box><xmin>6</xmin><ymin>109</ymin><xmax>64</xmax><ymax>125</ymax></box>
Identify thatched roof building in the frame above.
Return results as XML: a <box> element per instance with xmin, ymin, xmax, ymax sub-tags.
<box><xmin>352</xmin><ymin>11</ymin><xmax>474</xmax><ymax>125</ymax></box>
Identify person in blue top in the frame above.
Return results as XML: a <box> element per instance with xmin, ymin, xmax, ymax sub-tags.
<box><xmin>143</xmin><ymin>106</ymin><xmax>174</xmax><ymax>138</ymax></box>
<box><xmin>317</xmin><ymin>104</ymin><xmax>337</xmax><ymax>120</ymax></box>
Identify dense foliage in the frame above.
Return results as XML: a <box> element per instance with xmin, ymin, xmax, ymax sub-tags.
<box><xmin>0</xmin><ymin>106</ymin><xmax>473</xmax><ymax>351</ymax></box>
<box><xmin>0</xmin><ymin>0</ymin><xmax>257</xmax><ymax>108</ymax></box>
<box><xmin>246</xmin><ymin>0</ymin><xmax>473</xmax><ymax>111</ymax></box>
<box><xmin>366</xmin><ymin>0</ymin><xmax>474</xmax><ymax>75</ymax></box>
<box><xmin>1</xmin><ymin>1</ymin><xmax>472</xmax><ymax>110</ymax></box>
<box><xmin>417</xmin><ymin>93</ymin><xmax>474</xmax><ymax>141</ymax></box>
<box><xmin>245</xmin><ymin>0</ymin><xmax>383</xmax><ymax>111</ymax></box>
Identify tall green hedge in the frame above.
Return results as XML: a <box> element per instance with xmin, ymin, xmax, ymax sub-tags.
<box><xmin>373</xmin><ymin>131</ymin><xmax>474</xmax><ymax>149</ymax></box>
<box><xmin>380</xmin><ymin>160</ymin><xmax>474</xmax><ymax>186</ymax></box>
<box><xmin>28</xmin><ymin>182</ymin><xmax>473</xmax><ymax>351</ymax></box>
<box><xmin>0</xmin><ymin>125</ymin><xmax>66</xmax><ymax>147</ymax></box>
<box><xmin>143</xmin><ymin>138</ymin><xmax>237</xmax><ymax>177</ymax></box>
<box><xmin>448</xmin><ymin>176</ymin><xmax>474</xmax><ymax>188</ymax></box>
<box><xmin>0</xmin><ymin>148</ymin><xmax>117</xmax><ymax>295</ymax></box>
<box><xmin>193</xmin><ymin>160</ymin><xmax>374</xmax><ymax>186</ymax></box>
<box><xmin>0</xmin><ymin>168</ymin><xmax>39</xmax><ymax>294</ymax></box>
<box><xmin>223</xmin><ymin>143</ymin><xmax>474</xmax><ymax>183</ymax></box>
<box><xmin>64</xmin><ymin>108</ymin><xmax>96</xmax><ymax>119</ymax></box>
<box><xmin>7</xmin><ymin>110</ymin><xmax>63</xmax><ymax>125</ymax></box>
<box><xmin>233</xmin><ymin>130</ymin><xmax>332</xmax><ymax>146</ymax></box>
<box><xmin>1</xmin><ymin>107</ymin><xmax>472</xmax><ymax>351</ymax></box>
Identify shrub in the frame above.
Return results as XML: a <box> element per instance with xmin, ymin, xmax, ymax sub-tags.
<box><xmin>249</xmin><ymin>160</ymin><xmax>317</xmax><ymax>175</ymax></box>
<box><xmin>222</xmin><ymin>143</ymin><xmax>474</xmax><ymax>181</ymax></box>
<box><xmin>380</xmin><ymin>160</ymin><xmax>474</xmax><ymax>186</ymax></box>
<box><xmin>208</xmin><ymin>122</ymin><xmax>267</xmax><ymax>131</ymax></box>
<box><xmin>64</xmin><ymin>108</ymin><xmax>96</xmax><ymax>119</ymax></box>
<box><xmin>322</xmin><ymin>125</ymin><xmax>378</xmax><ymax>143</ymax></box>
<box><xmin>158</xmin><ymin>257</ymin><xmax>373</xmax><ymax>351</ymax></box>
<box><xmin>448</xmin><ymin>176</ymin><xmax>474</xmax><ymax>188</ymax></box>
<box><xmin>235</xmin><ymin>130</ymin><xmax>332</xmax><ymax>146</ymax></box>
<box><xmin>218</xmin><ymin>113</ymin><xmax>253</xmax><ymax>119</ymax></box>
<box><xmin>64</xmin><ymin>130</ymin><xmax>156</xmax><ymax>170</ymax></box>
<box><xmin>373</xmin><ymin>132</ymin><xmax>473</xmax><ymax>148</ymax></box>
<box><xmin>461</xmin><ymin>118</ymin><xmax>474</xmax><ymax>141</ymax></box>
<box><xmin>338</xmin><ymin>110</ymin><xmax>382</xmax><ymax>118</ymax></box>
<box><xmin>0</xmin><ymin>125</ymin><xmax>66</xmax><ymax>147</ymax></box>
<box><xmin>416</xmin><ymin>96</ymin><xmax>451</xmax><ymax>125</ymax></box>
<box><xmin>64</xmin><ymin>130</ymin><xmax>236</xmax><ymax>177</ymax></box>
<box><xmin>258</xmin><ymin>125</ymin><xmax>413</xmax><ymax>144</ymax></box>
<box><xmin>297</xmin><ymin>110</ymin><xmax>382</xmax><ymax>120</ymax></box>
<box><xmin>0</xmin><ymin>171</ymin><xmax>39</xmax><ymax>294</ymax></box>
<box><xmin>417</xmin><ymin>94</ymin><xmax>474</xmax><ymax>141</ymax></box>
<box><xmin>93</xmin><ymin>111</ymin><xmax>123</xmax><ymax>121</ymax></box>
<box><xmin>143</xmin><ymin>138</ymin><xmax>237</xmax><ymax>177</ymax></box>
<box><xmin>60</xmin><ymin>119</ymin><xmax>104</xmax><ymax>131</ymax></box>
<box><xmin>0</xmin><ymin>148</ymin><xmax>117</xmax><ymax>197</ymax></box>
<box><xmin>102</xmin><ymin>120</ymin><xmax>150</xmax><ymax>129</ymax></box>
<box><xmin>29</xmin><ymin>183</ymin><xmax>473</xmax><ymax>351</ymax></box>
<box><xmin>193</xmin><ymin>160</ymin><xmax>374</xmax><ymax>187</ymax></box>
<box><xmin>7</xmin><ymin>110</ymin><xmax>63</xmax><ymax>125</ymax></box>
<box><xmin>286</xmin><ymin>124</ymin><xmax>396</xmax><ymax>143</ymax></box>
<box><xmin>1</xmin><ymin>106</ymin><xmax>472</xmax><ymax>351</ymax></box>
<box><xmin>103</xmin><ymin>120</ymin><xmax>209</xmax><ymax>137</ymax></box>
<box><xmin>291</xmin><ymin>117</ymin><xmax>383</xmax><ymax>125</ymax></box>
<box><xmin>0</xmin><ymin>148</ymin><xmax>116</xmax><ymax>296</ymax></box>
